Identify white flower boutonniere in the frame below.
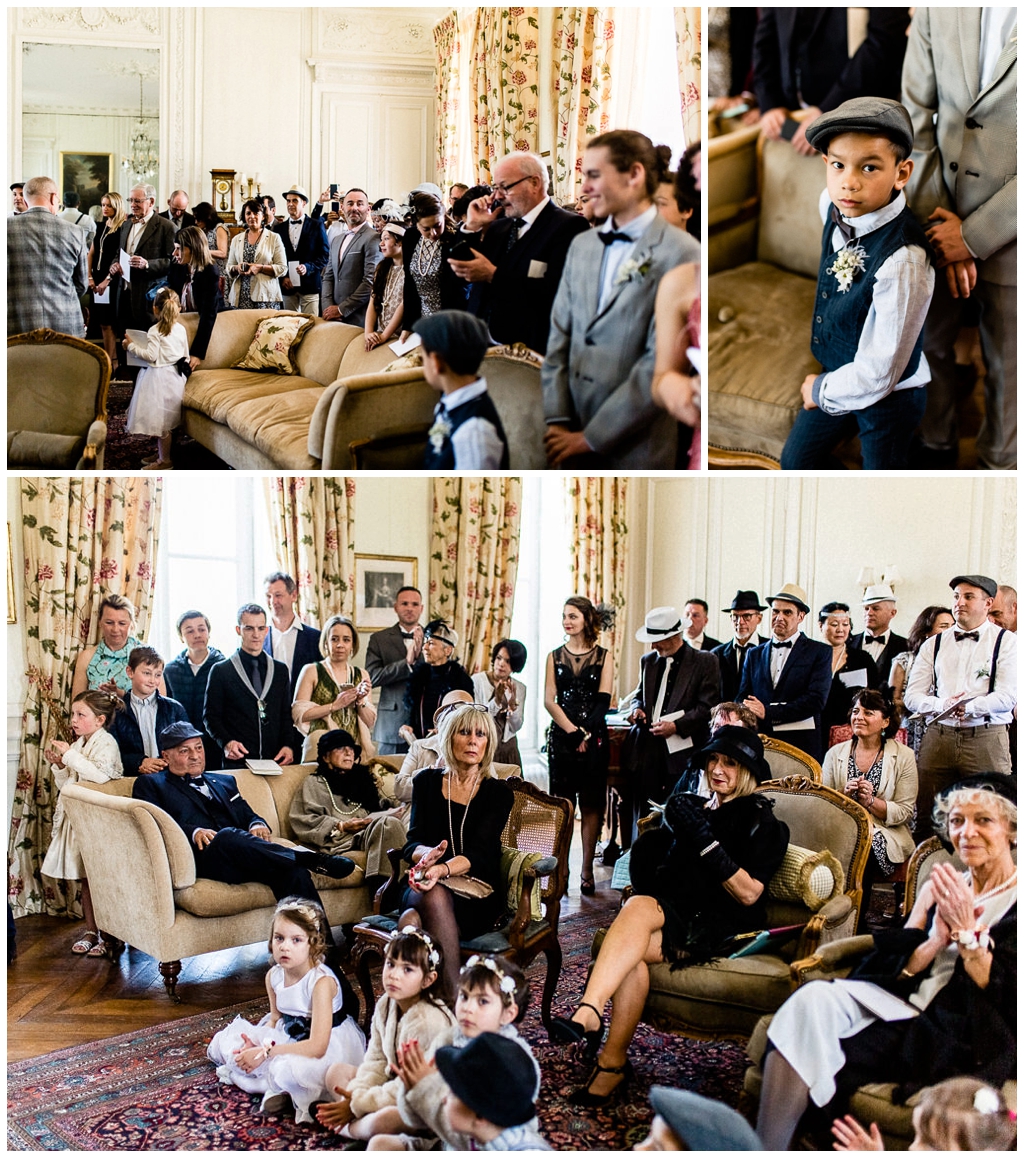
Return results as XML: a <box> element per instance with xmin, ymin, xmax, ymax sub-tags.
<box><xmin>428</xmin><ymin>415</ymin><xmax>452</xmax><ymax>452</ymax></box>
<box><xmin>828</xmin><ymin>243</ymin><xmax>868</xmax><ymax>293</ymax></box>
<box><xmin>974</xmin><ymin>664</ymin><xmax>991</xmax><ymax>682</ymax></box>
<box><xmin>614</xmin><ymin>249</ymin><xmax>654</xmax><ymax>287</ymax></box>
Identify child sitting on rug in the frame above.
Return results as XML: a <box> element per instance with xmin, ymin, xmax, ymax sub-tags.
<box><xmin>316</xmin><ymin>926</ymin><xmax>456</xmax><ymax>1140</ymax></box>
<box><xmin>122</xmin><ymin>286</ymin><xmax>190</xmax><ymax>471</ymax></box>
<box><xmin>434</xmin><ymin>1034</ymin><xmax>551</xmax><ymax>1151</ymax></box>
<box><xmin>372</xmin><ymin>954</ymin><xmax>541</xmax><ymax>1149</ymax></box>
<box><xmin>42</xmin><ymin>690</ymin><xmax>124</xmax><ymax>958</ymax></box>
<box><xmin>414</xmin><ymin>310</ymin><xmax>509</xmax><ymax>470</ymax></box>
<box><xmin>207</xmin><ymin>898</ymin><xmax>365</xmax><ymax>1124</ymax></box>
<box><xmin>779</xmin><ymin>97</ymin><xmax>935</xmax><ymax>471</ymax></box>
<box><xmin>832</xmin><ymin>1077</ymin><xmax>1017</xmax><ymax>1152</ymax></box>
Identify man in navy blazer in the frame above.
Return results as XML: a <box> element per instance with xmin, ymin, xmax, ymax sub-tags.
<box><xmin>737</xmin><ymin>583</ymin><xmax>833</xmax><ymax>762</ymax></box>
<box><xmin>263</xmin><ymin>571</ymin><xmax>322</xmax><ymax>695</ymax></box>
<box><xmin>133</xmin><ymin>722</ymin><xmax>355</xmax><ymax>906</ymax></box>
<box><xmin>108</xmin><ymin>646</ymin><xmax>190</xmax><ymax>776</ymax></box>
<box><xmin>449</xmin><ymin>151</ymin><xmax>590</xmax><ymax>355</ymax></box>
<box><xmin>275</xmin><ymin>186</ymin><xmax>329</xmax><ymax>316</ymax></box>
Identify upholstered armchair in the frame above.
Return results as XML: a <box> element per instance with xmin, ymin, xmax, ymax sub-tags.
<box><xmin>7</xmin><ymin>329</ymin><xmax>109</xmax><ymax>467</ymax></box>
<box><xmin>351</xmin><ymin>778</ymin><xmax>572</xmax><ymax>1031</ymax></box>
<box><xmin>761</xmin><ymin>735</ymin><xmax>822</xmax><ymax>782</ymax></box>
<box><xmin>742</xmin><ymin>838</ymin><xmax>1021</xmax><ymax>1148</ymax></box>
<box><xmin>606</xmin><ymin>778</ymin><xmax>870</xmax><ymax>1039</ymax></box>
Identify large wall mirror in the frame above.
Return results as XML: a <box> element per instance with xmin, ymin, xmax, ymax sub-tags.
<box><xmin>20</xmin><ymin>42</ymin><xmax>159</xmax><ymax>207</ymax></box>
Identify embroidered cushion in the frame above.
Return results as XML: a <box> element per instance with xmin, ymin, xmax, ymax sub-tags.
<box><xmin>768</xmin><ymin>844</ymin><xmax>845</xmax><ymax>912</ymax></box>
<box><xmin>233</xmin><ymin>316</ymin><xmax>314</xmax><ymax>375</ymax></box>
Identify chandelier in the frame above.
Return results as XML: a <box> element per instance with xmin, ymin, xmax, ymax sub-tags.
<box><xmin>122</xmin><ymin>73</ymin><xmax>158</xmax><ymax>183</ymax></box>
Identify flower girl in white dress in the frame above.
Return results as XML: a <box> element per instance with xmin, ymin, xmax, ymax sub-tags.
<box><xmin>123</xmin><ymin>286</ymin><xmax>189</xmax><ymax>470</ymax></box>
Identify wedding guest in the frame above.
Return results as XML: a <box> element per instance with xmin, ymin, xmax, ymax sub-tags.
<box><xmin>818</xmin><ymin>602</ymin><xmax>879</xmax><ymax>744</ymax></box>
<box><xmin>890</xmin><ymin>605</ymin><xmax>954</xmax><ymax>757</ymax></box>
<box><xmin>168</xmin><ymin>225</ymin><xmax>221</xmax><ymax>370</ymax></box>
<box><xmin>364</xmin><ymin>223</ymin><xmax>405</xmax><ymax>351</ymax></box>
<box><xmin>275</xmin><ymin>185</ymin><xmax>329</xmax><ymax>316</ymax></box>
<box><xmin>226</xmin><ymin>200</ymin><xmax>287</xmax><ymax>310</ymax></box>
<box><xmin>471</xmin><ymin>639</ymin><xmax>527</xmax><ymax>766</ymax></box>
<box><xmin>191</xmin><ymin>201</ymin><xmax>231</xmax><ymax>283</ymax></box>
<box><xmin>87</xmin><ymin>191</ymin><xmax>127</xmax><ymax>368</ymax></box>
<box><xmin>163</xmin><ymin>609</ymin><xmax>225</xmax><ymax>771</ymax></box>
<box><xmin>398</xmin><ymin>191</ymin><xmax>467</xmax><ymax>340</ymax></box>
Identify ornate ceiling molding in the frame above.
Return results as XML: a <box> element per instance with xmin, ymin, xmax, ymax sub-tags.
<box><xmin>315</xmin><ymin>8</ymin><xmax>442</xmax><ymax>57</ymax></box>
<box><xmin>18</xmin><ymin>7</ymin><xmax>163</xmax><ymax>38</ymax></box>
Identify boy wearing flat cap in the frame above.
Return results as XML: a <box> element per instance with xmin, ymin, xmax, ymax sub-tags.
<box><xmin>414</xmin><ymin>309</ymin><xmax>509</xmax><ymax>470</ymax></box>
<box><xmin>781</xmin><ymin>96</ymin><xmax>935</xmax><ymax>471</ymax></box>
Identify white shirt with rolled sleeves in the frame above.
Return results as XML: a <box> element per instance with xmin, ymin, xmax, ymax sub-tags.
<box><xmin>811</xmin><ymin>188</ymin><xmax>935</xmax><ymax>415</ymax></box>
<box><xmin>904</xmin><ymin>620</ymin><xmax>1016</xmax><ymax>726</ymax></box>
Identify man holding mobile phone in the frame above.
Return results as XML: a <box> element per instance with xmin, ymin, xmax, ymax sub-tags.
<box><xmin>448</xmin><ymin>152</ymin><xmax>589</xmax><ymax>355</ymax></box>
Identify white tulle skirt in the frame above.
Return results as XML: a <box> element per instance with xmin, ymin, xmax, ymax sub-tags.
<box><xmin>208</xmin><ymin>1012</ymin><xmax>366</xmax><ymax>1123</ymax></box>
<box><xmin>125</xmin><ymin>365</ymin><xmax>185</xmax><ymax>437</ymax></box>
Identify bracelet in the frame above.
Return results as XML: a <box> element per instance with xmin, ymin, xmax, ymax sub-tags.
<box><xmin>899</xmin><ymin>967</ymin><xmax>916</xmax><ymax>979</ymax></box>
<box><xmin>441</xmin><ymin>862</ymin><xmax>451</xmax><ymax>879</ymax></box>
<box><xmin>698</xmin><ymin>840</ymin><xmax>721</xmax><ymax>858</ymax></box>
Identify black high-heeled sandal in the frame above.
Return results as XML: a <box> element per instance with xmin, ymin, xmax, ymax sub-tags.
<box><xmin>569</xmin><ymin>1058</ymin><xmax>633</xmax><ymax>1107</ymax></box>
<box><xmin>548</xmin><ymin>1000</ymin><xmax>605</xmax><ymax>1058</ymax></box>
<box><xmin>580</xmin><ymin>874</ymin><xmax>596</xmax><ymax>896</ymax></box>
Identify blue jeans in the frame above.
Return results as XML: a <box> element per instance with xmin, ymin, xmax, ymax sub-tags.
<box><xmin>781</xmin><ymin>386</ymin><xmax>927</xmax><ymax>470</ymax></box>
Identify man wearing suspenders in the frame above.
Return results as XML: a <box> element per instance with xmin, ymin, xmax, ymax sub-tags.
<box><xmin>904</xmin><ymin>574</ymin><xmax>1017</xmax><ymax>835</ymax></box>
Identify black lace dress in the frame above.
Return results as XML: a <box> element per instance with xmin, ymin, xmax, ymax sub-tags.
<box><xmin>546</xmin><ymin>644</ymin><xmax>609</xmax><ymax>809</ymax></box>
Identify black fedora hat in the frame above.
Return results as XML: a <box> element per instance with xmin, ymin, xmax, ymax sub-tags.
<box><xmin>722</xmin><ymin>590</ymin><xmax>767</xmax><ymax>613</ymax></box>
<box><xmin>434</xmin><ymin>1033</ymin><xmax>536</xmax><ymax>1128</ymax></box>
<box><xmin>698</xmin><ymin>725</ymin><xmax>772</xmax><ymax>784</ymax></box>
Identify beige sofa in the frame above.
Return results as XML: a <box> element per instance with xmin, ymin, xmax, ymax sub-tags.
<box><xmin>708</xmin><ymin>128</ymin><xmax>827</xmax><ymax>467</ymax></box>
<box><xmin>61</xmin><ymin>763</ymin><xmax>372</xmax><ymax>1001</ymax></box>
<box><xmin>179</xmin><ymin>310</ymin><xmax>547</xmax><ymax>469</ymax></box>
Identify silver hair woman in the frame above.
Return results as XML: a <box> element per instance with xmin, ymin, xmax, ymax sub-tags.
<box><xmin>756</xmin><ymin>773</ymin><xmax>1017</xmax><ymax>1149</ymax></box>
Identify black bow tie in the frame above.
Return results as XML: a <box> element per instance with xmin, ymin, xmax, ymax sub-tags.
<box><xmin>188</xmin><ymin>775</ymin><xmax>208</xmax><ymax>789</ymax></box>
<box><xmin>771</xmin><ymin>640</ymin><xmax>793</xmax><ymax>649</ymax></box>
<box><xmin>830</xmin><ymin>204</ymin><xmax>857</xmax><ymax>245</ymax></box>
<box><xmin>955</xmin><ymin>630</ymin><xmax>980</xmax><ymax>643</ymax></box>
<box><xmin>865</xmin><ymin>634</ymin><xmax>887</xmax><ymax>644</ymax></box>
<box><xmin>400</xmin><ymin>632</ymin><xmax>416</xmax><ymax>640</ymax></box>
<box><xmin>598</xmin><ymin>230</ymin><xmax>633</xmax><ymax>246</ymax></box>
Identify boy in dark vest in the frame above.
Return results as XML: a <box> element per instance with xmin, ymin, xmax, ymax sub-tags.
<box><xmin>780</xmin><ymin>97</ymin><xmax>935</xmax><ymax>470</ymax></box>
<box><xmin>415</xmin><ymin>309</ymin><xmax>510</xmax><ymax>469</ymax></box>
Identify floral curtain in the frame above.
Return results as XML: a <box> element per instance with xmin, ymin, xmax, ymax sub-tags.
<box><xmin>675</xmin><ymin>7</ymin><xmax>701</xmax><ymax>147</ymax></box>
<box><xmin>552</xmin><ymin>8</ymin><xmax>615</xmax><ymax>205</ymax></box>
<box><xmin>9</xmin><ymin>477</ymin><xmax>162</xmax><ymax>918</ymax></box>
<box><xmin>433</xmin><ymin>12</ymin><xmax>464</xmax><ymax>188</ymax></box>
<box><xmin>429</xmin><ymin>477</ymin><xmax>522</xmax><ymax>677</ymax></box>
<box><xmin>566</xmin><ymin>476</ymin><xmax>629</xmax><ymax>681</ymax></box>
<box><xmin>265</xmin><ymin>477</ymin><xmax>356</xmax><ymax>627</ymax></box>
<box><xmin>470</xmin><ymin>8</ymin><xmax>541</xmax><ymax>182</ymax></box>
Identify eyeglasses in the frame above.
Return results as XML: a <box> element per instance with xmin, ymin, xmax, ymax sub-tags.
<box><xmin>492</xmin><ymin>176</ymin><xmax>534</xmax><ymax>195</ymax></box>
<box><xmin>730</xmin><ymin>612</ymin><xmax>759</xmax><ymax>622</ymax></box>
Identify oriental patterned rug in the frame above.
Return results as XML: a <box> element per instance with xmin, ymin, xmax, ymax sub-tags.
<box><xmin>7</xmin><ymin>898</ymin><xmax>749</xmax><ymax>1151</ymax></box>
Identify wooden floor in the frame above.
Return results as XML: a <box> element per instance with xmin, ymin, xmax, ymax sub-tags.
<box><xmin>8</xmin><ymin>820</ymin><xmax>613</xmax><ymax>1064</ymax></box>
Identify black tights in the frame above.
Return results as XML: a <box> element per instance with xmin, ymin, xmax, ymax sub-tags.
<box><xmin>399</xmin><ymin>885</ymin><xmax>462</xmax><ymax>996</ymax></box>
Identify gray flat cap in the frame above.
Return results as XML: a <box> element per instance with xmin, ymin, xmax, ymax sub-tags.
<box><xmin>949</xmin><ymin>574</ymin><xmax>998</xmax><ymax>598</ymax></box>
<box><xmin>804</xmin><ymin>97</ymin><xmax>914</xmax><ymax>157</ymax></box>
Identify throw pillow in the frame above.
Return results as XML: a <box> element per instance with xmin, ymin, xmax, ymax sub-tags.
<box><xmin>769</xmin><ymin>845</ymin><xmax>845</xmax><ymax>912</ymax></box>
<box><xmin>233</xmin><ymin>315</ymin><xmax>314</xmax><ymax>374</ymax></box>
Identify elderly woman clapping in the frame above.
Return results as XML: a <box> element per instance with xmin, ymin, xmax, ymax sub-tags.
<box><xmin>756</xmin><ymin>774</ymin><xmax>1017</xmax><ymax>1149</ymax></box>
<box><xmin>550</xmin><ymin>728</ymin><xmax>790</xmax><ymax>1106</ymax></box>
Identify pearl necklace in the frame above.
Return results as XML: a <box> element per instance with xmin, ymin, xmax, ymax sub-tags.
<box><xmin>445</xmin><ymin>769</ymin><xmax>480</xmax><ymax>858</ymax></box>
<box><xmin>965</xmin><ymin>866</ymin><xmax>1017</xmax><ymax>906</ymax></box>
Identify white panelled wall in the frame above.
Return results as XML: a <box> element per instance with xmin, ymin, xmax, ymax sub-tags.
<box><xmin>9</xmin><ymin>7</ymin><xmax>445</xmax><ymax>208</ymax></box>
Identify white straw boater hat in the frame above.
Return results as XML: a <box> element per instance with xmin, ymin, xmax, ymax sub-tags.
<box><xmin>636</xmin><ymin>606</ymin><xmax>684</xmax><ymax>643</ymax></box>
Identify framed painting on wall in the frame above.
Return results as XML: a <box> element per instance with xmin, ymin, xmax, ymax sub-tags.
<box><xmin>59</xmin><ymin>152</ymin><xmax>113</xmax><ymax>213</ymax></box>
<box><xmin>354</xmin><ymin>554</ymin><xmax>417</xmax><ymax>631</ymax></box>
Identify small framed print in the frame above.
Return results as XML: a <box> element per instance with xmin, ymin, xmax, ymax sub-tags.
<box><xmin>354</xmin><ymin>554</ymin><xmax>417</xmax><ymax>631</ymax></box>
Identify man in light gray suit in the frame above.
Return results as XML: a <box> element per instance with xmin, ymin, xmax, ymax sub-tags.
<box><xmin>7</xmin><ymin>175</ymin><xmax>88</xmax><ymax>337</ymax></box>
<box><xmin>903</xmin><ymin>8</ymin><xmax>1017</xmax><ymax>470</ymax></box>
<box><xmin>320</xmin><ymin>187</ymin><xmax>381</xmax><ymax>326</ymax></box>
<box><xmin>364</xmin><ymin>586</ymin><xmax>424</xmax><ymax>754</ymax></box>
<box><xmin>541</xmin><ymin>130</ymin><xmax>700</xmax><ymax>468</ymax></box>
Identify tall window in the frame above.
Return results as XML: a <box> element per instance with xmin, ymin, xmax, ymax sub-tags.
<box><xmin>149</xmin><ymin>476</ymin><xmax>274</xmax><ymax>661</ymax></box>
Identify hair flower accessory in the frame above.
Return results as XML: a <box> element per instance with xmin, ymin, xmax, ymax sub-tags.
<box><xmin>465</xmin><ymin>953</ymin><xmax>517</xmax><ymax>994</ymax></box>
<box><xmin>973</xmin><ymin>1086</ymin><xmax>1001</xmax><ymax>1115</ymax></box>
<box><xmin>828</xmin><ymin>243</ymin><xmax>868</xmax><ymax>293</ymax></box>
<box><xmin>391</xmin><ymin>924</ymin><xmax>441</xmax><ymax>969</ymax></box>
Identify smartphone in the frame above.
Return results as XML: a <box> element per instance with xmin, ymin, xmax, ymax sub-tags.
<box><xmin>450</xmin><ymin>239</ymin><xmax>476</xmax><ymax>262</ymax></box>
<box><xmin>779</xmin><ymin>117</ymin><xmax>800</xmax><ymax>141</ymax></box>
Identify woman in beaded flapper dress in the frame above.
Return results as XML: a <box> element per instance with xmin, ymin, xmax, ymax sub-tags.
<box><xmin>544</xmin><ymin>596</ymin><xmax>615</xmax><ymax>896</ymax></box>
<box><xmin>398</xmin><ymin>190</ymin><xmax>467</xmax><ymax>342</ymax></box>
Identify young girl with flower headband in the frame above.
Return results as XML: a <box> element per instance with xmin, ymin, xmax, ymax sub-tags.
<box><xmin>207</xmin><ymin>897</ymin><xmax>365</xmax><ymax>1123</ymax></box>
<box><xmin>832</xmin><ymin>1076</ymin><xmax>1016</xmax><ymax>1151</ymax></box>
<box><xmin>316</xmin><ymin>925</ymin><xmax>456</xmax><ymax>1139</ymax></box>
<box><xmin>388</xmin><ymin>954</ymin><xmax>542</xmax><ymax>1150</ymax></box>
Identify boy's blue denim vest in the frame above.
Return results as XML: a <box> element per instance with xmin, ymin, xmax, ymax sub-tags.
<box><xmin>810</xmin><ymin>203</ymin><xmax>930</xmax><ymax>379</ymax></box>
<box><xmin>423</xmin><ymin>390</ymin><xmax>510</xmax><ymax>470</ymax></box>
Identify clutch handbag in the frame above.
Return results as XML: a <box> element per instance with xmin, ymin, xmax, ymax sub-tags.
<box><xmin>440</xmin><ymin>875</ymin><xmax>493</xmax><ymax>900</ymax></box>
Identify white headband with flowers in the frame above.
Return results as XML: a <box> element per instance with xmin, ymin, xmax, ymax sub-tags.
<box><xmin>973</xmin><ymin>1087</ymin><xmax>1001</xmax><ymax>1115</ymax></box>
<box><xmin>464</xmin><ymin>953</ymin><xmax>517</xmax><ymax>994</ymax></box>
<box><xmin>390</xmin><ymin>924</ymin><xmax>441</xmax><ymax>970</ymax></box>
